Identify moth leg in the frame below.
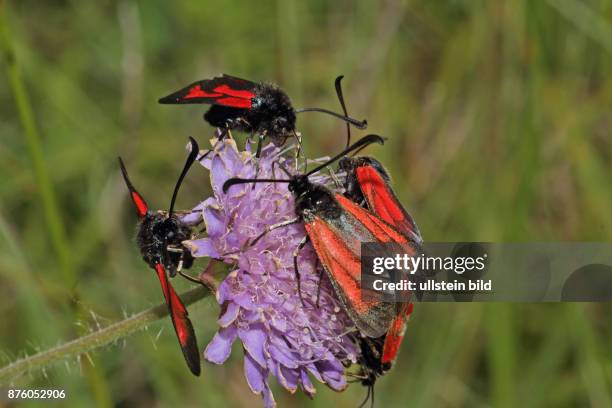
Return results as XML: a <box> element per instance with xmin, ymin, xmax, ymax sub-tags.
<box><xmin>247</xmin><ymin>217</ymin><xmax>300</xmax><ymax>247</ymax></box>
<box><xmin>179</xmin><ymin>270</ymin><xmax>204</xmax><ymax>285</ymax></box>
<box><xmin>362</xmin><ymin>336</ymin><xmax>382</xmax><ymax>358</ymax></box>
<box><xmin>226</xmin><ymin>127</ymin><xmax>235</xmax><ymax>141</ymax></box>
<box><xmin>198</xmin><ymin>259</ymin><xmax>218</xmax><ymax>293</ymax></box>
<box><xmin>293</xmin><ymin>235</ymin><xmax>310</xmax><ymax>307</ymax></box>
<box><xmin>244</xmin><ymin>129</ymin><xmax>255</xmax><ymax>151</ymax></box>
<box><xmin>255</xmin><ymin>132</ymin><xmax>266</xmax><ymax>159</ymax></box>
<box><xmin>346</xmin><ymin>372</ymin><xmax>369</xmax><ymax>380</ymax></box>
<box><xmin>358</xmin><ymin>386</ymin><xmax>372</xmax><ymax>408</ymax></box>
<box><xmin>251</xmin><ymin>131</ymin><xmax>267</xmax><ymax>189</ymax></box>
<box><xmin>168</xmin><ymin>246</ymin><xmax>206</xmax><ymax>285</ymax></box>
<box><xmin>196</xmin><ymin>127</ymin><xmax>227</xmax><ymax>161</ymax></box>
<box><xmin>292</xmin><ymin>130</ymin><xmax>303</xmax><ymax>172</ymax></box>
<box><xmin>162</xmin><ymin>243</ymin><xmax>181</xmax><ymax>278</ymax></box>
<box><xmin>327</xmin><ymin>166</ymin><xmax>343</xmax><ymax>189</ymax></box>
<box><xmin>271</xmin><ymin>160</ymin><xmax>278</xmax><ymax>180</ymax></box>
<box><xmin>162</xmin><ymin>249</ymin><xmax>177</xmax><ymax>278</ymax></box>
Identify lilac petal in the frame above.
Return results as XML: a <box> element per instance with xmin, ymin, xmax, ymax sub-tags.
<box><xmin>262</xmin><ymin>382</ymin><xmax>276</xmax><ymax>408</ymax></box>
<box><xmin>316</xmin><ymin>359</ymin><xmax>347</xmax><ymax>391</ymax></box>
<box><xmin>306</xmin><ymin>363</ymin><xmax>324</xmax><ymax>383</ymax></box>
<box><xmin>204</xmin><ymin>326</ymin><xmax>237</xmax><ymax>364</ymax></box>
<box><xmin>220</xmin><ymin>139</ymin><xmax>243</xmax><ymax>168</ymax></box>
<box><xmin>198</xmin><ymin>148</ymin><xmax>212</xmax><ymax>166</ymax></box>
<box><xmin>183</xmin><ymin>238</ymin><xmax>219</xmax><ymax>258</ymax></box>
<box><xmin>317</xmin><ymin>359</ymin><xmax>344</xmax><ymax>381</ymax></box>
<box><xmin>211</xmin><ymin>154</ymin><xmax>232</xmax><ymax>191</ymax></box>
<box><xmin>300</xmin><ymin>370</ymin><xmax>316</xmax><ymax>396</ymax></box>
<box><xmin>323</xmin><ymin>374</ymin><xmax>347</xmax><ymax>391</ymax></box>
<box><xmin>279</xmin><ymin>366</ymin><xmax>299</xmax><ymax>393</ymax></box>
<box><xmin>216</xmin><ymin>276</ymin><xmax>233</xmax><ymax>304</ymax></box>
<box><xmin>269</xmin><ymin>316</ymin><xmax>288</xmax><ymax>332</ymax></box>
<box><xmin>198</xmin><ymin>196</ymin><xmax>217</xmax><ymax>211</ymax></box>
<box><xmin>177</xmin><ymin>202</ymin><xmax>204</xmax><ymax>225</ymax></box>
<box><xmin>244</xmin><ymin>352</ymin><xmax>266</xmax><ymax>394</ymax></box>
<box><xmin>202</xmin><ymin>204</ymin><xmax>225</xmax><ymax>237</ymax></box>
<box><xmin>268</xmin><ymin>344</ymin><xmax>299</xmax><ymax>369</ymax></box>
<box><xmin>238</xmin><ymin>324</ymin><xmax>267</xmax><ymax>368</ymax></box>
<box><xmin>218</xmin><ymin>302</ymin><xmax>240</xmax><ymax>328</ymax></box>
<box><xmin>225</xmin><ymin>182</ymin><xmax>248</xmax><ymax>199</ymax></box>
<box><xmin>232</xmin><ymin>290</ymin><xmax>258</xmax><ymax>310</ymax></box>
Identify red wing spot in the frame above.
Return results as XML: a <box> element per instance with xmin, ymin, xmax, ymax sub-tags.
<box><xmin>216</xmin><ymin>97</ymin><xmax>252</xmax><ymax>108</ymax></box>
<box><xmin>357</xmin><ymin>167</ymin><xmax>406</xmax><ymax>221</ymax></box>
<box><xmin>382</xmin><ymin>313</ymin><xmax>408</xmax><ymax>364</ymax></box>
<box><xmin>185</xmin><ymin>84</ymin><xmax>223</xmax><ymax>99</ymax></box>
<box><xmin>356</xmin><ymin>166</ymin><xmax>421</xmax><ymax>240</ymax></box>
<box><xmin>305</xmin><ymin>221</ymin><xmax>373</xmax><ymax>316</ymax></box>
<box><xmin>335</xmin><ymin>195</ymin><xmax>409</xmax><ymax>244</ymax></box>
<box><xmin>168</xmin><ymin>286</ymin><xmax>190</xmax><ymax>344</ymax></box>
<box><xmin>213</xmin><ymin>84</ymin><xmax>256</xmax><ymax>99</ymax></box>
<box><xmin>155</xmin><ymin>264</ymin><xmax>189</xmax><ymax>344</ymax></box>
<box><xmin>405</xmin><ymin>303</ymin><xmax>414</xmax><ymax>316</ymax></box>
<box><xmin>131</xmin><ymin>191</ymin><xmax>148</xmax><ymax>217</ymax></box>
<box><xmin>154</xmin><ymin>263</ymin><xmax>200</xmax><ymax>375</ymax></box>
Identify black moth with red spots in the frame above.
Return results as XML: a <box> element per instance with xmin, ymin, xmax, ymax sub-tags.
<box><xmin>118</xmin><ymin>137</ymin><xmax>201</xmax><ymax>376</ymax></box>
<box><xmin>159</xmin><ymin>74</ymin><xmax>367</xmax><ymax>147</ymax></box>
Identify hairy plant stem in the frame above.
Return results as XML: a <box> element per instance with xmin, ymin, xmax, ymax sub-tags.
<box><xmin>0</xmin><ymin>285</ymin><xmax>211</xmax><ymax>384</ymax></box>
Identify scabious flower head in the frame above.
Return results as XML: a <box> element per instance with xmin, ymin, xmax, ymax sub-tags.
<box><xmin>184</xmin><ymin>135</ymin><xmax>358</xmax><ymax>407</ymax></box>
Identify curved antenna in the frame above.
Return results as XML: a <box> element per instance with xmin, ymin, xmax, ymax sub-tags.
<box><xmin>118</xmin><ymin>157</ymin><xmax>149</xmax><ymax>218</ymax></box>
<box><xmin>222</xmin><ymin>134</ymin><xmax>384</xmax><ymax>193</ymax></box>
<box><xmin>349</xmin><ymin>142</ymin><xmax>372</xmax><ymax>158</ymax></box>
<box><xmin>334</xmin><ymin>76</ymin><xmax>352</xmax><ymax>148</ymax></box>
<box><xmin>168</xmin><ymin>137</ymin><xmax>200</xmax><ymax>216</ymax></box>
<box><xmin>305</xmin><ymin>134</ymin><xmax>384</xmax><ymax>177</ymax></box>
<box><xmin>295</xmin><ymin>107</ymin><xmax>367</xmax><ymax>129</ymax></box>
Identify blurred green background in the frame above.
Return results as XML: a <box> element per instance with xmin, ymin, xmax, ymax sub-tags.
<box><xmin>1</xmin><ymin>0</ymin><xmax>612</xmax><ymax>407</ymax></box>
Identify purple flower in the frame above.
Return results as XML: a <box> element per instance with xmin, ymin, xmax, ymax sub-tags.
<box><xmin>184</xmin><ymin>136</ymin><xmax>357</xmax><ymax>407</ymax></box>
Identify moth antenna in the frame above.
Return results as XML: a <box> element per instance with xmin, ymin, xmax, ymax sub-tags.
<box><xmin>168</xmin><ymin>137</ymin><xmax>199</xmax><ymax>216</ymax></box>
<box><xmin>223</xmin><ymin>134</ymin><xmax>383</xmax><ymax>193</ymax></box>
<box><xmin>276</xmin><ymin>161</ymin><xmax>293</xmax><ymax>177</ymax></box>
<box><xmin>295</xmin><ymin>107</ymin><xmax>367</xmax><ymax>129</ymax></box>
<box><xmin>305</xmin><ymin>134</ymin><xmax>385</xmax><ymax>177</ymax></box>
<box><xmin>334</xmin><ymin>75</ymin><xmax>352</xmax><ymax>148</ymax></box>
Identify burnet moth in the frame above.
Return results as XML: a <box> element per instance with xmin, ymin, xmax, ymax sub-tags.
<box><xmin>353</xmin><ymin>303</ymin><xmax>414</xmax><ymax>405</ymax></box>
<box><xmin>332</xmin><ymin>77</ymin><xmax>421</xmax><ymax>244</ymax></box>
<box><xmin>222</xmin><ymin>135</ymin><xmax>422</xmax><ymax>341</ymax></box>
<box><xmin>158</xmin><ymin>74</ymin><xmax>368</xmax><ymax>148</ymax></box>
<box><xmin>118</xmin><ymin>137</ymin><xmax>201</xmax><ymax>376</ymax></box>
<box><xmin>333</xmin><ymin>77</ymin><xmax>421</xmax><ymax>399</ymax></box>
<box><xmin>340</xmin><ymin>156</ymin><xmax>420</xmax><ymax>396</ymax></box>
<box><xmin>340</xmin><ymin>157</ymin><xmax>422</xmax><ymax>244</ymax></box>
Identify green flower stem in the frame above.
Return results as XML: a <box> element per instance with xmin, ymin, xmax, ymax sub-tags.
<box><xmin>0</xmin><ymin>285</ymin><xmax>211</xmax><ymax>384</ymax></box>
